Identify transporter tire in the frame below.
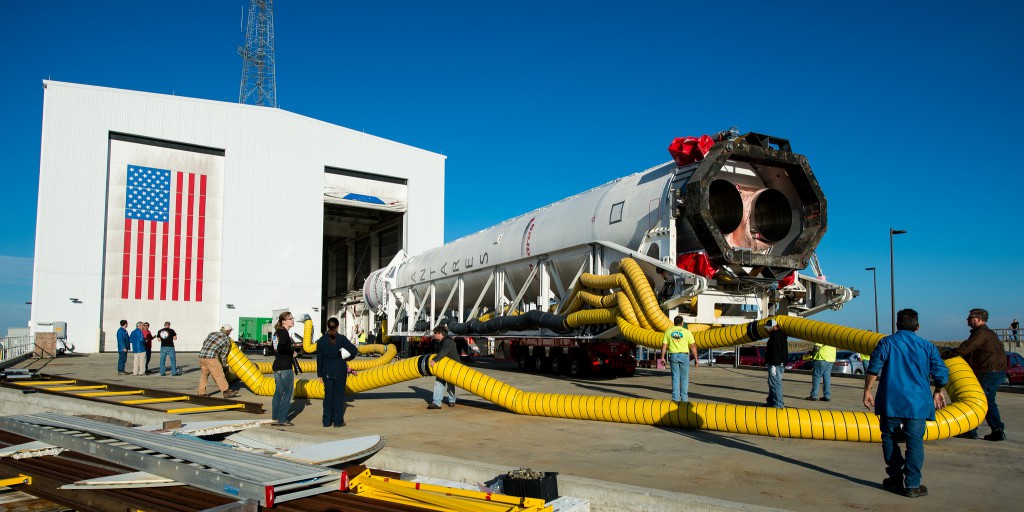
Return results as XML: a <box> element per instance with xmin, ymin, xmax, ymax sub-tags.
<box><xmin>550</xmin><ymin>356</ymin><xmax>563</xmax><ymax>374</ymax></box>
<box><xmin>533</xmin><ymin>356</ymin><xmax>547</xmax><ymax>373</ymax></box>
<box><xmin>262</xmin><ymin>346</ymin><xmax>273</xmax><ymax>357</ymax></box>
<box><xmin>568</xmin><ymin>358</ymin><xmax>582</xmax><ymax>377</ymax></box>
<box><xmin>518</xmin><ymin>355</ymin><xmax>529</xmax><ymax>371</ymax></box>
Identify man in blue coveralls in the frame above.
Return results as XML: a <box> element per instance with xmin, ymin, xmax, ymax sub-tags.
<box><xmin>863</xmin><ymin>308</ymin><xmax>948</xmax><ymax>498</ymax></box>
<box><xmin>116</xmin><ymin>319</ymin><xmax>130</xmax><ymax>375</ymax></box>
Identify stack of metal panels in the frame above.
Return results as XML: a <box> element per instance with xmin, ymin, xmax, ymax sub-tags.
<box><xmin>0</xmin><ymin>412</ymin><xmax>340</xmax><ymax>506</ymax></box>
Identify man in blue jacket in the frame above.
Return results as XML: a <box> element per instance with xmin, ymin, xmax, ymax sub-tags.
<box><xmin>116</xmin><ymin>320</ymin><xmax>129</xmax><ymax>375</ymax></box>
<box><xmin>129</xmin><ymin>322</ymin><xmax>146</xmax><ymax>376</ymax></box>
<box><xmin>863</xmin><ymin>308</ymin><xmax>948</xmax><ymax>499</ymax></box>
<box><xmin>316</xmin><ymin>317</ymin><xmax>358</xmax><ymax>427</ymax></box>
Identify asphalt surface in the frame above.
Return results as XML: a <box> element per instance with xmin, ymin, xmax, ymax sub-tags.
<box><xmin>7</xmin><ymin>351</ymin><xmax>1022</xmax><ymax>512</ymax></box>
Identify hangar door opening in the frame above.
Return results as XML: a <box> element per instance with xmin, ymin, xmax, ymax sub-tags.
<box><xmin>322</xmin><ymin>167</ymin><xmax>406</xmax><ymax>338</ymax></box>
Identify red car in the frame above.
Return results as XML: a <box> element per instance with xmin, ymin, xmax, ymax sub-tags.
<box><xmin>1005</xmin><ymin>352</ymin><xmax>1024</xmax><ymax>385</ymax></box>
<box><xmin>715</xmin><ymin>346</ymin><xmax>767</xmax><ymax>366</ymax></box>
<box><xmin>784</xmin><ymin>352</ymin><xmax>811</xmax><ymax>370</ymax></box>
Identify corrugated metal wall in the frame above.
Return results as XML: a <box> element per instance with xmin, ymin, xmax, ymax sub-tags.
<box><xmin>31</xmin><ymin>81</ymin><xmax>445</xmax><ymax>353</ymax></box>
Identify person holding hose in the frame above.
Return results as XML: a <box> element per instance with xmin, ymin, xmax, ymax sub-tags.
<box><xmin>427</xmin><ymin>326</ymin><xmax>460</xmax><ymax>409</ymax></box>
<box><xmin>317</xmin><ymin>317</ymin><xmax>358</xmax><ymax>427</ymax></box>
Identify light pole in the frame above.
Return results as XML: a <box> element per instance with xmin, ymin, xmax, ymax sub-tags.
<box><xmin>889</xmin><ymin>228</ymin><xmax>906</xmax><ymax>333</ymax></box>
<box><xmin>865</xmin><ymin>267</ymin><xmax>878</xmax><ymax>333</ymax></box>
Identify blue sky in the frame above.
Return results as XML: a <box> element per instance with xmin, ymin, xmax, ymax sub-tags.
<box><xmin>2</xmin><ymin>1</ymin><xmax>1022</xmax><ymax>340</ymax></box>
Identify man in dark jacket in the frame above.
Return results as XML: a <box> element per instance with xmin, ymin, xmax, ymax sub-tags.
<box><xmin>943</xmin><ymin>308</ymin><xmax>1007</xmax><ymax>441</ymax></box>
<box><xmin>427</xmin><ymin>326</ymin><xmax>460</xmax><ymax>409</ymax></box>
<box><xmin>316</xmin><ymin>317</ymin><xmax>359</xmax><ymax>427</ymax></box>
<box><xmin>764</xmin><ymin>319</ymin><xmax>788</xmax><ymax>408</ymax></box>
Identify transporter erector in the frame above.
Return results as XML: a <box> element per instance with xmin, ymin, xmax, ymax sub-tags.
<box><xmin>362</xmin><ymin>130</ymin><xmax>855</xmax><ymax>375</ymax></box>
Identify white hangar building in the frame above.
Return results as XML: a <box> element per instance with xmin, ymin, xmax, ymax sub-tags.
<box><xmin>30</xmin><ymin>81</ymin><xmax>446</xmax><ymax>352</ymax></box>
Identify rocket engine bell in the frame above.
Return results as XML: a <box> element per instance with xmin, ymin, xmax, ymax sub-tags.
<box><xmin>680</xmin><ymin>132</ymin><xmax>826</xmax><ymax>277</ymax></box>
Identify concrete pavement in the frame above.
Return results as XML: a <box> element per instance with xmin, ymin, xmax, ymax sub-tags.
<box><xmin>2</xmin><ymin>351</ymin><xmax>1020</xmax><ymax>511</ymax></box>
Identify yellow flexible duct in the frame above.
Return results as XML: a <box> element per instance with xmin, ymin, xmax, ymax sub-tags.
<box><xmin>300</xmin><ymin>319</ymin><xmax>316</xmax><ymax>353</ymax></box>
<box><xmin>578</xmin><ymin>290</ymin><xmax>618</xmax><ymax>308</ymax></box>
<box><xmin>252</xmin><ymin>343</ymin><xmax>398</xmax><ymax>374</ymax></box>
<box><xmin>619</xmin><ymin>258</ymin><xmax>673</xmax><ymax>331</ymax></box>
<box><xmin>428</xmin><ymin>353</ymin><xmax>985</xmax><ymax>442</ymax></box>
<box><xmin>227</xmin><ymin>339</ymin><xmax>428</xmax><ymax>399</ymax></box>
<box><xmin>224</xmin><ymin>319</ymin><xmax>986</xmax><ymax>441</ymax></box>
<box><xmin>565</xmin><ymin>308</ymin><xmax>618</xmax><ymax>327</ymax></box>
<box><xmin>580</xmin><ymin>273</ymin><xmax>652</xmax><ymax>330</ymax></box>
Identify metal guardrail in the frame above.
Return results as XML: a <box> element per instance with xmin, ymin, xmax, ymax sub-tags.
<box><xmin>0</xmin><ymin>335</ymin><xmax>34</xmax><ymax>368</ymax></box>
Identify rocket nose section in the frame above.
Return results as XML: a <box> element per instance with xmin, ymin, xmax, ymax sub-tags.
<box><xmin>363</xmin><ymin>250</ymin><xmax>408</xmax><ymax>310</ymax></box>
<box><xmin>683</xmin><ymin>132</ymin><xmax>826</xmax><ymax>274</ymax></box>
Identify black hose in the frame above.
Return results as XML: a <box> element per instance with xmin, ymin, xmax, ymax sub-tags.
<box><xmin>449</xmin><ymin>310</ymin><xmax>570</xmax><ymax>335</ymax></box>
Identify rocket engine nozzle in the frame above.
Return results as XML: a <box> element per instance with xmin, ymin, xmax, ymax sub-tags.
<box><xmin>682</xmin><ymin>132</ymin><xmax>826</xmax><ymax>275</ymax></box>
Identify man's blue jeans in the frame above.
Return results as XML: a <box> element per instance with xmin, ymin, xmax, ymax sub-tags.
<box><xmin>767</xmin><ymin>364</ymin><xmax>785</xmax><ymax>408</ymax></box>
<box><xmin>966</xmin><ymin>371</ymin><xmax>1005</xmax><ymax>436</ymax></box>
<box><xmin>159</xmin><ymin>347</ymin><xmax>177</xmax><ymax>375</ymax></box>
<box><xmin>880</xmin><ymin>417</ymin><xmax>925</xmax><ymax>489</ymax></box>
<box><xmin>810</xmin><ymin>360</ymin><xmax>833</xmax><ymax>399</ymax></box>
<box><xmin>432</xmin><ymin>378</ymin><xmax>455</xmax><ymax>406</ymax></box>
<box><xmin>117</xmin><ymin>350</ymin><xmax>127</xmax><ymax>373</ymax></box>
<box><xmin>272</xmin><ymin>369</ymin><xmax>295</xmax><ymax>424</ymax></box>
<box><xmin>669</xmin><ymin>352</ymin><xmax>692</xmax><ymax>402</ymax></box>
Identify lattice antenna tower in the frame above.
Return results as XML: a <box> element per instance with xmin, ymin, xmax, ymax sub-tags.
<box><xmin>238</xmin><ymin>0</ymin><xmax>277</xmax><ymax>107</ymax></box>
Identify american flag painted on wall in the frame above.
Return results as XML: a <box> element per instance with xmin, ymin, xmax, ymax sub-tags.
<box><xmin>121</xmin><ymin>165</ymin><xmax>207</xmax><ymax>302</ymax></box>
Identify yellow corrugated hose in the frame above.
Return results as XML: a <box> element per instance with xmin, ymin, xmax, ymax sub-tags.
<box><xmin>221</xmin><ymin>257</ymin><xmax>987</xmax><ymax>442</ymax></box>
<box><xmin>252</xmin><ymin>343</ymin><xmax>398</xmax><ymax>374</ymax></box>
<box><xmin>227</xmin><ymin>341</ymin><xmax>427</xmax><ymax>399</ymax></box>
<box><xmin>425</xmin><ymin>344</ymin><xmax>985</xmax><ymax>442</ymax></box>
<box><xmin>224</xmin><ymin>323</ymin><xmax>986</xmax><ymax>441</ymax></box>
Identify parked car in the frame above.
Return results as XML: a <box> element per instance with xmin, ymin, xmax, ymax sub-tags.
<box><xmin>455</xmin><ymin>336</ymin><xmax>480</xmax><ymax>363</ymax></box>
<box><xmin>832</xmin><ymin>351</ymin><xmax>865</xmax><ymax>375</ymax></box>
<box><xmin>784</xmin><ymin>352</ymin><xmax>811</xmax><ymax>370</ymax></box>
<box><xmin>715</xmin><ymin>346</ymin><xmax>767</xmax><ymax>366</ymax></box>
<box><xmin>1005</xmin><ymin>352</ymin><xmax>1024</xmax><ymax>385</ymax></box>
<box><xmin>696</xmin><ymin>350</ymin><xmax>728</xmax><ymax>366</ymax></box>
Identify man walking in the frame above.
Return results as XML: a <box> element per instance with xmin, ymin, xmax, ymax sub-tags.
<box><xmin>157</xmin><ymin>321</ymin><xmax>179</xmax><ymax>376</ymax></box>
<box><xmin>427</xmin><ymin>326</ymin><xmax>460</xmax><ymax>409</ymax></box>
<box><xmin>130</xmin><ymin>322</ymin><xmax>146</xmax><ymax>376</ymax></box>
<box><xmin>943</xmin><ymin>308</ymin><xmax>1007</xmax><ymax>441</ymax></box>
<box><xmin>659</xmin><ymin>315</ymin><xmax>698</xmax><ymax>403</ymax></box>
<box><xmin>764</xmin><ymin>320</ymin><xmax>787</xmax><ymax>408</ymax></box>
<box><xmin>198</xmin><ymin>324</ymin><xmax>238</xmax><ymax>398</ymax></box>
<box><xmin>806</xmin><ymin>342</ymin><xmax>836</xmax><ymax>401</ymax></box>
<box><xmin>864</xmin><ymin>308</ymin><xmax>948</xmax><ymax>498</ymax></box>
<box><xmin>116</xmin><ymin>320</ymin><xmax>129</xmax><ymax>375</ymax></box>
<box><xmin>1012</xmin><ymin>318</ymin><xmax>1019</xmax><ymax>342</ymax></box>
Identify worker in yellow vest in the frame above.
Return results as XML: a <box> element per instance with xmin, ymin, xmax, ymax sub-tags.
<box><xmin>806</xmin><ymin>342</ymin><xmax>836</xmax><ymax>401</ymax></box>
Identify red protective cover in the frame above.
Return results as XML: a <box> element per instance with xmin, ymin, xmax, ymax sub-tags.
<box><xmin>777</xmin><ymin>272</ymin><xmax>797</xmax><ymax>289</ymax></box>
<box><xmin>668</xmin><ymin>135</ymin><xmax>716</xmax><ymax>166</ymax></box>
<box><xmin>677</xmin><ymin>251</ymin><xmax>718</xmax><ymax>279</ymax></box>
